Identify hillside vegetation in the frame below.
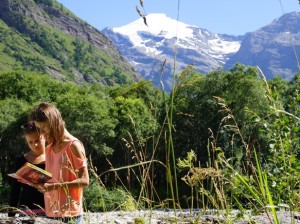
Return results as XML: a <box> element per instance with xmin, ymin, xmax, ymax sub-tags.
<box><xmin>1</xmin><ymin>65</ymin><xmax>300</xmax><ymax>220</ymax></box>
<box><xmin>0</xmin><ymin>0</ymin><xmax>139</xmax><ymax>85</ymax></box>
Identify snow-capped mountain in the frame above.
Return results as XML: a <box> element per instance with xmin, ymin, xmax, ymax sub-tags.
<box><xmin>102</xmin><ymin>13</ymin><xmax>242</xmax><ymax>92</ymax></box>
<box><xmin>102</xmin><ymin>12</ymin><xmax>300</xmax><ymax>91</ymax></box>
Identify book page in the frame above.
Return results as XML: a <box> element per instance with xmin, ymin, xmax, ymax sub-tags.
<box><xmin>8</xmin><ymin>162</ymin><xmax>52</xmax><ymax>186</ymax></box>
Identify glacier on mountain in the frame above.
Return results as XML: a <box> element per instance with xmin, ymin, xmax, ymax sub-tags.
<box><xmin>112</xmin><ymin>13</ymin><xmax>240</xmax><ymax>59</ymax></box>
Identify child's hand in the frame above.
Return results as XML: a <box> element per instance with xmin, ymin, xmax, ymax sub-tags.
<box><xmin>34</xmin><ymin>183</ymin><xmax>47</xmax><ymax>193</ymax></box>
<box><xmin>36</xmin><ymin>182</ymin><xmax>58</xmax><ymax>192</ymax></box>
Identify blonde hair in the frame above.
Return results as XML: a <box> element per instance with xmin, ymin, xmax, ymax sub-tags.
<box><xmin>30</xmin><ymin>102</ymin><xmax>65</xmax><ymax>144</ymax></box>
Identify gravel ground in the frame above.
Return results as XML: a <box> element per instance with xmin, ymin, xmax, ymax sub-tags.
<box><xmin>1</xmin><ymin>210</ymin><xmax>300</xmax><ymax>223</ymax></box>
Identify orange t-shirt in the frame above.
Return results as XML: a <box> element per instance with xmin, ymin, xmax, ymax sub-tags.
<box><xmin>44</xmin><ymin>139</ymin><xmax>87</xmax><ymax>217</ymax></box>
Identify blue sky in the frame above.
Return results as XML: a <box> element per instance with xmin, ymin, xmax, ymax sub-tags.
<box><xmin>56</xmin><ymin>0</ymin><xmax>300</xmax><ymax>35</ymax></box>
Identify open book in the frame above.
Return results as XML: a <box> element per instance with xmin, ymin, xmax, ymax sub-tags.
<box><xmin>8</xmin><ymin>162</ymin><xmax>52</xmax><ymax>186</ymax></box>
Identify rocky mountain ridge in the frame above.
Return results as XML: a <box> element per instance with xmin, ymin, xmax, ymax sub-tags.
<box><xmin>102</xmin><ymin>13</ymin><xmax>242</xmax><ymax>91</ymax></box>
<box><xmin>224</xmin><ymin>11</ymin><xmax>300</xmax><ymax>80</ymax></box>
<box><xmin>103</xmin><ymin>12</ymin><xmax>300</xmax><ymax>91</ymax></box>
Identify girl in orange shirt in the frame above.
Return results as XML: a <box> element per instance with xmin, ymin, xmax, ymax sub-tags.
<box><xmin>30</xmin><ymin>102</ymin><xmax>89</xmax><ymax>224</ymax></box>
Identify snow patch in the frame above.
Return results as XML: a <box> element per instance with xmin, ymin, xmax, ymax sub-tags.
<box><xmin>113</xmin><ymin>13</ymin><xmax>240</xmax><ymax>57</ymax></box>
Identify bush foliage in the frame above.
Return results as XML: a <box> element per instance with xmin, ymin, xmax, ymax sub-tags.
<box><xmin>1</xmin><ymin>65</ymin><xmax>300</xmax><ymax>215</ymax></box>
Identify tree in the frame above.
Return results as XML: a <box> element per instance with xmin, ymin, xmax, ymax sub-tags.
<box><xmin>0</xmin><ymin>71</ymin><xmax>70</xmax><ymax>103</ymax></box>
<box><xmin>171</xmin><ymin>64</ymin><xmax>270</xmax><ymax>167</ymax></box>
<box><xmin>0</xmin><ymin>99</ymin><xmax>31</xmax><ymax>184</ymax></box>
<box><xmin>55</xmin><ymin>91</ymin><xmax>117</xmax><ymax>158</ymax></box>
<box><xmin>73</xmin><ymin>39</ymin><xmax>85</xmax><ymax>68</ymax></box>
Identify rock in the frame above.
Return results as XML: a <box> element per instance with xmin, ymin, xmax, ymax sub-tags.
<box><xmin>1</xmin><ymin>210</ymin><xmax>300</xmax><ymax>223</ymax></box>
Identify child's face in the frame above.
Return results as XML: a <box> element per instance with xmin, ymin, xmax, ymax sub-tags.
<box><xmin>25</xmin><ymin>132</ymin><xmax>45</xmax><ymax>154</ymax></box>
<box><xmin>35</xmin><ymin>121</ymin><xmax>52</xmax><ymax>143</ymax></box>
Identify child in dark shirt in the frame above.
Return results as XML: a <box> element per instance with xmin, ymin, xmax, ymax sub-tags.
<box><xmin>8</xmin><ymin>121</ymin><xmax>46</xmax><ymax>217</ymax></box>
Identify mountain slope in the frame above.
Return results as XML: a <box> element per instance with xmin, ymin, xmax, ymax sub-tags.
<box><xmin>0</xmin><ymin>0</ymin><xmax>139</xmax><ymax>85</ymax></box>
<box><xmin>224</xmin><ymin>11</ymin><xmax>300</xmax><ymax>79</ymax></box>
<box><xmin>102</xmin><ymin>13</ymin><xmax>242</xmax><ymax>91</ymax></box>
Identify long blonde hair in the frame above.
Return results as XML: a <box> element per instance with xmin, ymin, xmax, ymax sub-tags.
<box><xmin>30</xmin><ymin>102</ymin><xmax>65</xmax><ymax>144</ymax></box>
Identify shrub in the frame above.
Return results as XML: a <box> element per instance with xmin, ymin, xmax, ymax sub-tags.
<box><xmin>84</xmin><ymin>180</ymin><xmax>137</xmax><ymax>212</ymax></box>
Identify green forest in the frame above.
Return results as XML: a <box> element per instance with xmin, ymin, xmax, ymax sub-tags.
<box><xmin>1</xmin><ymin>63</ymin><xmax>300</xmax><ymax>220</ymax></box>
